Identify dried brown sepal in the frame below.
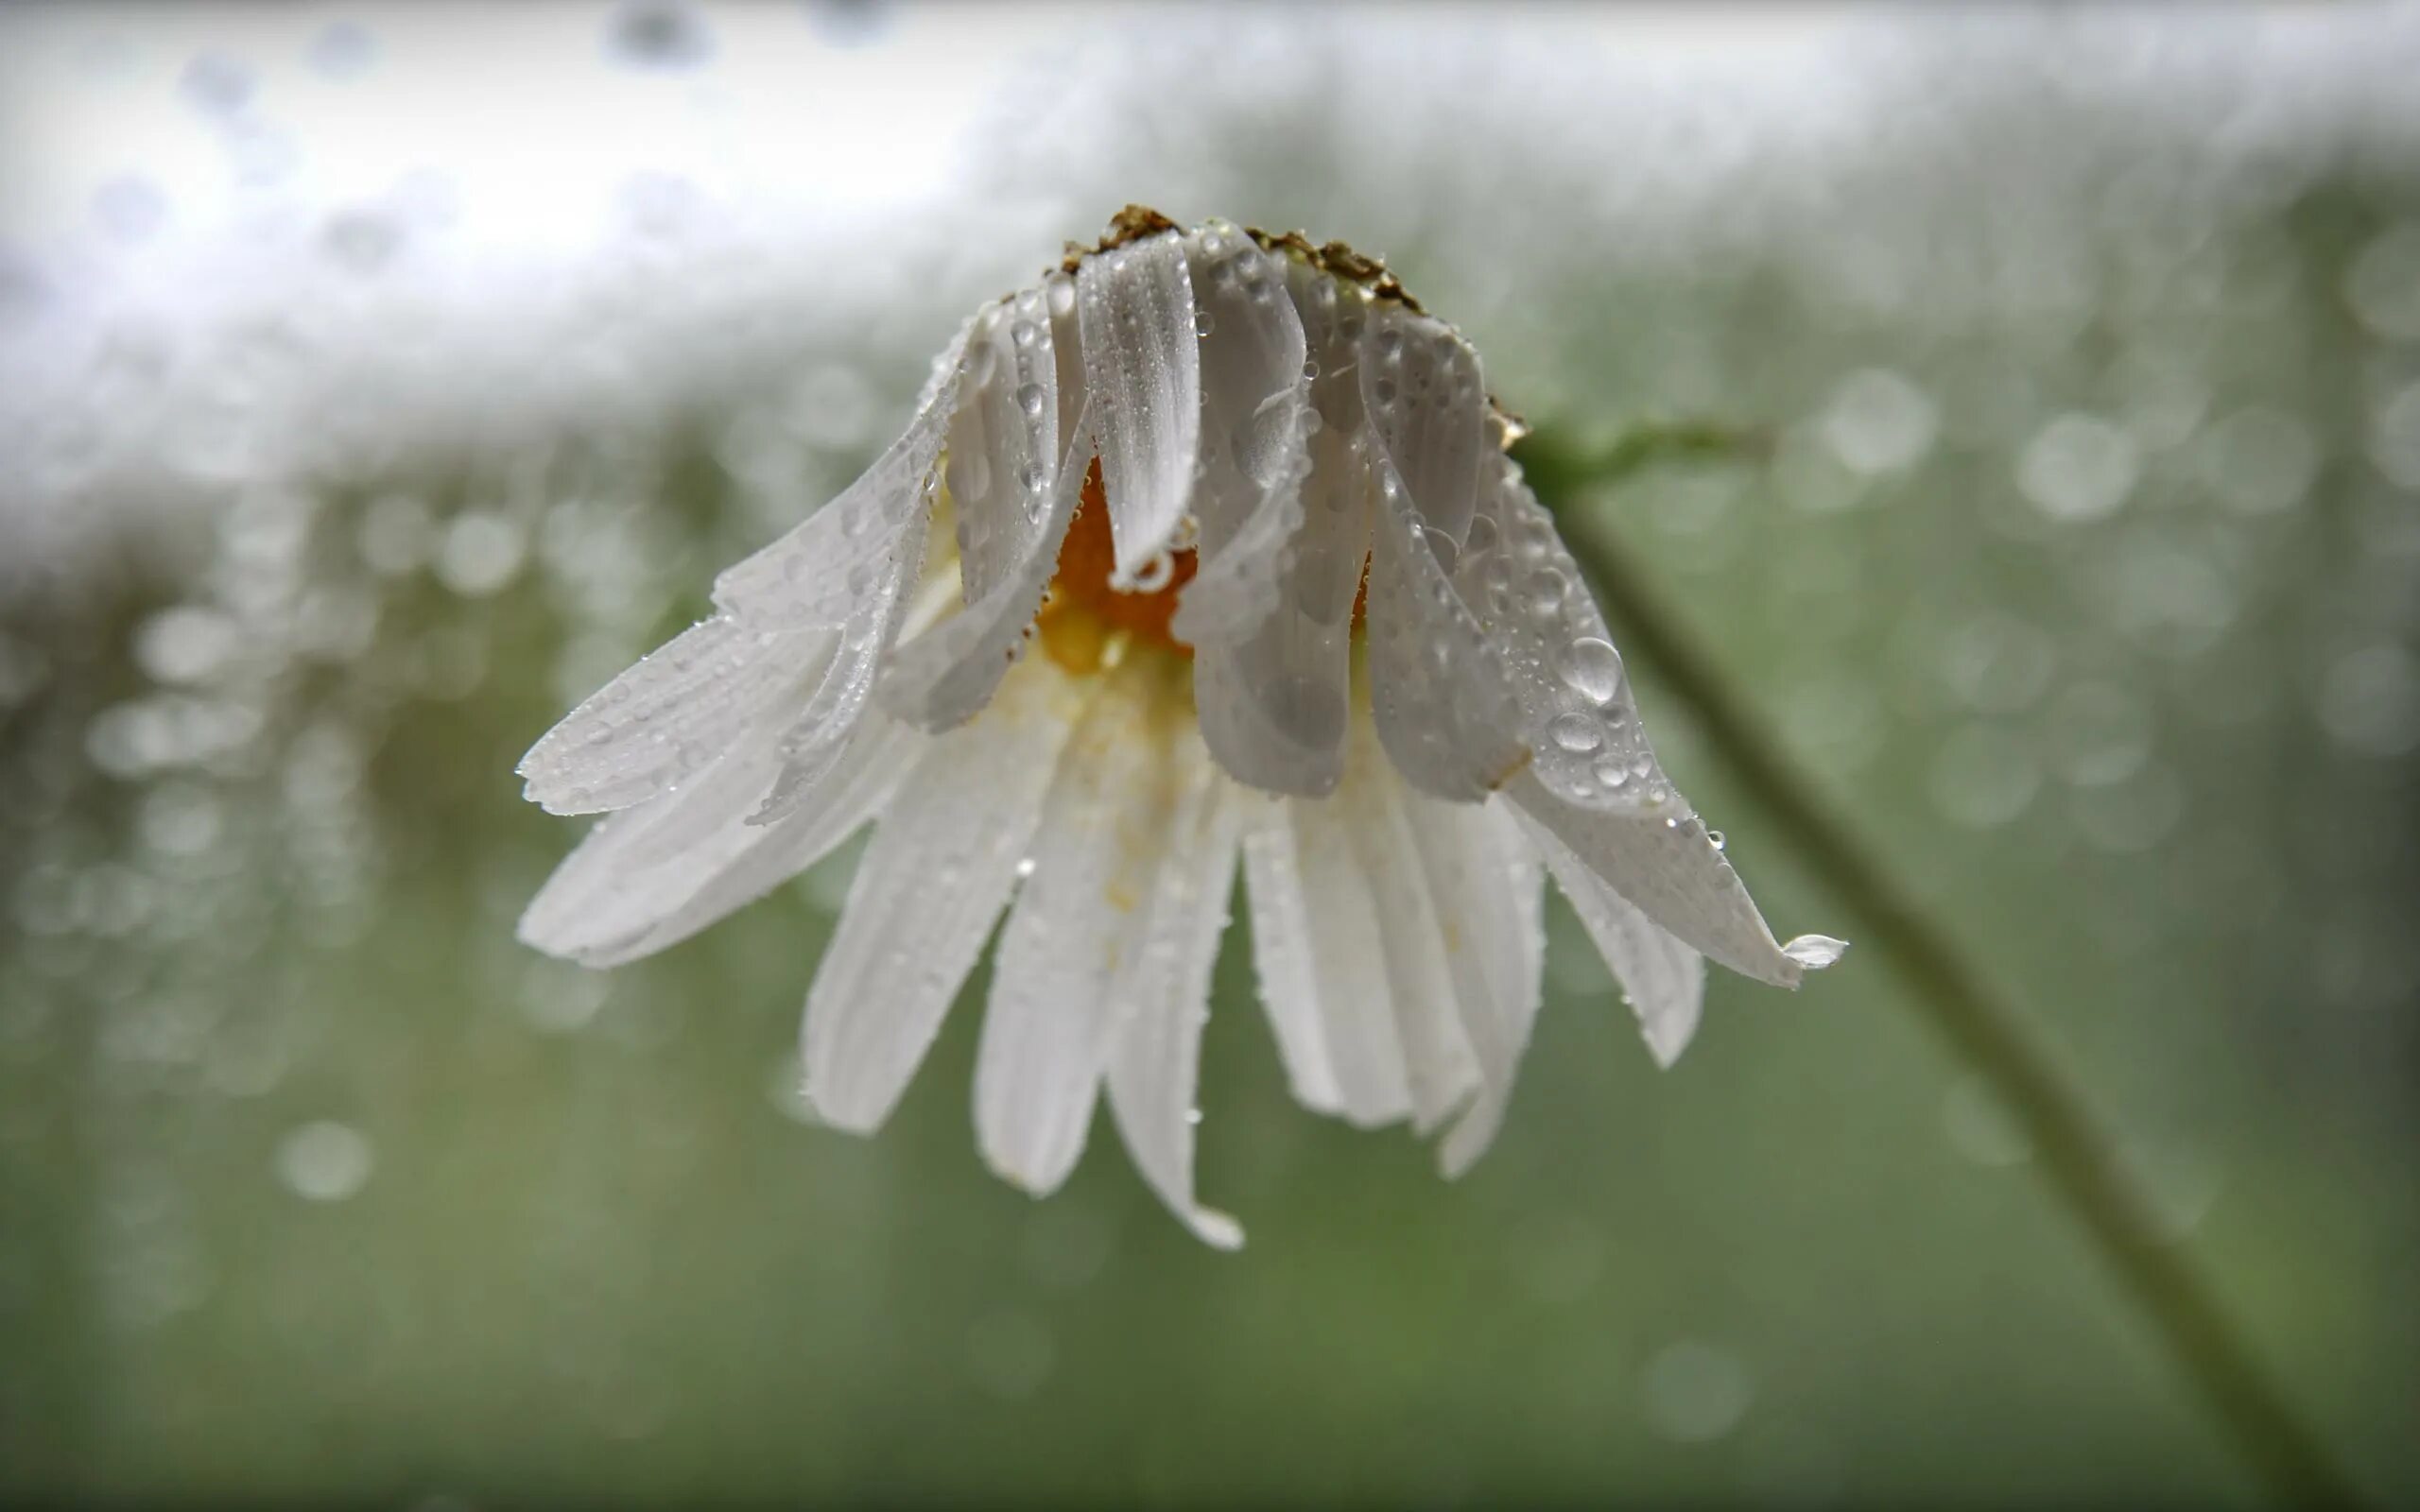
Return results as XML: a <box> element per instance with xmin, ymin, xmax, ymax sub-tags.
<box><xmin>1049</xmin><ymin>206</ymin><xmax>1524</xmax><ymax>446</ymax></box>
<box><xmin>1057</xmin><ymin>204</ymin><xmax>1184</xmax><ymax>274</ymax></box>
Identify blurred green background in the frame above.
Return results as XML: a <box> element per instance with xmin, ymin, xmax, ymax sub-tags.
<box><xmin>2</xmin><ymin>3</ymin><xmax>2415</xmax><ymax>1506</ymax></box>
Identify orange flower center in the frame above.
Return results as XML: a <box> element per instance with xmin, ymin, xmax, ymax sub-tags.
<box><xmin>1035</xmin><ymin>457</ymin><xmax>1197</xmax><ymax>674</ymax></box>
<box><xmin>1029</xmin><ymin>455</ymin><xmax>1371</xmax><ymax>677</ymax></box>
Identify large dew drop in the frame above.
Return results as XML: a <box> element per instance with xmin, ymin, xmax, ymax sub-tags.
<box><xmin>1558</xmin><ymin>636</ymin><xmax>1622</xmax><ymax>705</ymax></box>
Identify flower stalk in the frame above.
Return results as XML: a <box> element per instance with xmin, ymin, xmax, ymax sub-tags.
<box><xmin>1518</xmin><ymin>427</ymin><xmax>2364</xmax><ymax>1511</ymax></box>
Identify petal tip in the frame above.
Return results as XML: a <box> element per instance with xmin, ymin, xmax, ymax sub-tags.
<box><xmin>1644</xmin><ymin>1022</ymin><xmax>1694</xmax><ymax>1070</ymax></box>
<box><xmin>1190</xmin><ymin>1210</ymin><xmax>1246</xmax><ymax>1250</ymax></box>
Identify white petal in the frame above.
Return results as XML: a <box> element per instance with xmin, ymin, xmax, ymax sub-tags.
<box><xmin>1359</xmin><ymin>302</ymin><xmax>1486</xmax><ymax>550</ymax></box>
<box><xmin>1512</xmin><ymin>805</ymin><xmax>1706</xmax><ymax>1068</ymax></box>
<box><xmin>517</xmin><ymin>709</ymin><xmax>919</xmax><ymax>968</ymax></box>
<box><xmin>1240</xmin><ymin>793</ymin><xmax>1413</xmax><ymax>1127</ymax></box>
<box><xmin>1406</xmin><ymin>796</ymin><xmax>1547</xmax><ymax>1177</ymax></box>
<box><xmin>801</xmin><ymin>660</ymin><xmax>1085</xmax><ymax>1133</ymax></box>
<box><xmin>1455</xmin><ymin>462</ymin><xmax>1673</xmax><ymax>814</ymax></box>
<box><xmin>1235</xmin><ymin>795</ymin><xmax>1344</xmax><ymax>1114</ymax></box>
<box><xmin>1103</xmin><ymin>728</ymin><xmax>1246</xmax><ymax>1248</ymax></box>
<box><xmin>749</xmin><ymin>498</ymin><xmax>930</xmax><ymax>825</ymax></box>
<box><xmin>976</xmin><ymin>660</ymin><xmax>1172</xmax><ymax>1194</ymax></box>
<box><xmin>516</xmin><ymin>614</ymin><xmax>826</xmax><ymax>816</ymax></box>
<box><xmin>1335</xmin><ymin>714</ymin><xmax>1482</xmax><ymax>1134</ymax></box>
<box><xmin>1190</xmin><ymin>255</ymin><xmax>1372</xmax><ymax>797</ymax></box>
<box><xmin>948</xmin><ymin>293</ymin><xmax>1062</xmax><ymax>606</ymax></box>
<box><xmin>1169</xmin><ymin>222</ymin><xmax>1310</xmax><ymax>645</ymax></box>
<box><xmin>1077</xmin><ymin>230</ymin><xmax>1201</xmax><ymax>585</ymax></box>
<box><xmin>711</xmin><ymin>321</ymin><xmax>970</xmax><ymax>627</ymax></box>
<box><xmin>1505</xmin><ymin>770</ymin><xmax>1806</xmax><ymax>988</ymax></box>
<box><xmin>879</xmin><ymin>396</ymin><xmax>1093</xmax><ymax>731</ymax></box>
<box><xmin>1364</xmin><ymin>463</ymin><xmax>1529</xmax><ymax>801</ymax></box>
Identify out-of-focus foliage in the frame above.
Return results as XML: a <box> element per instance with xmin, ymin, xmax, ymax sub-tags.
<box><xmin>1</xmin><ymin>5</ymin><xmax>2414</xmax><ymax>1506</ymax></box>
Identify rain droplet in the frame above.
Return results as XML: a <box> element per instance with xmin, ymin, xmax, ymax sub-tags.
<box><xmin>1194</xmin><ymin>309</ymin><xmax>1216</xmax><ymax>338</ymax></box>
<box><xmin>1525</xmin><ymin>569</ymin><xmax>1567</xmax><ymax>616</ymax></box>
<box><xmin>1547</xmin><ymin>713</ymin><xmax>1602</xmax><ymax>753</ymax></box>
<box><xmin>1132</xmin><ymin>550</ymin><xmax>1175</xmax><ymax>593</ymax></box>
<box><xmin>1557</xmin><ymin>636</ymin><xmax>1621</xmax><ymax>704</ymax></box>
<box><xmin>1016</xmin><ymin>383</ymin><xmax>1046</xmax><ymax>420</ymax></box>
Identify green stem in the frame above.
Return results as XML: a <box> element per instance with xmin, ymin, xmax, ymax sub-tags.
<box><xmin>1516</xmin><ymin>429</ymin><xmax>2365</xmax><ymax>1511</ymax></box>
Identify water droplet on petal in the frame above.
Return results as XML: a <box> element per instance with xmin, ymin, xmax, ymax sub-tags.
<box><xmin>1526</xmin><ymin>569</ymin><xmax>1567</xmax><ymax>616</ymax></box>
<box><xmin>1558</xmin><ymin>636</ymin><xmax>1621</xmax><ymax>704</ymax></box>
<box><xmin>1548</xmin><ymin>712</ymin><xmax>1602</xmax><ymax>753</ymax></box>
<box><xmin>1782</xmin><ymin>936</ymin><xmax>1849</xmax><ymax>970</ymax></box>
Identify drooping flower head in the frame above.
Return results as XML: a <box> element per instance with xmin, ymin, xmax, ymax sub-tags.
<box><xmin>517</xmin><ymin>206</ymin><xmax>1844</xmax><ymax>1246</ymax></box>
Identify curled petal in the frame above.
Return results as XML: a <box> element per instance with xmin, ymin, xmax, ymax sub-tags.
<box><xmin>1456</xmin><ymin>462</ymin><xmax>1674</xmax><ymax>814</ymax></box>
<box><xmin>1170</xmin><ymin>222</ymin><xmax>1311</xmax><ymax>645</ymax></box>
<box><xmin>1363</xmin><ymin>469</ymin><xmax>1530</xmax><ymax>802</ymax></box>
<box><xmin>1078</xmin><ymin>230</ymin><xmax>1201</xmax><ymax>586</ymax></box>
<box><xmin>711</xmin><ymin>320</ymin><xmax>971</xmax><ymax>628</ymax></box>
<box><xmin>948</xmin><ymin>294</ymin><xmax>1063</xmax><ymax>606</ymax></box>
<box><xmin>749</xmin><ymin>499</ymin><xmax>930</xmax><ymax>825</ymax></box>
<box><xmin>1505</xmin><ymin>769</ymin><xmax>1813</xmax><ymax>989</ymax></box>
<box><xmin>879</xmin><ymin>397</ymin><xmax>1094</xmax><ymax>731</ymax></box>
<box><xmin>1359</xmin><ymin>301</ymin><xmax>1485</xmax><ymax>551</ymax></box>
<box><xmin>1190</xmin><ymin>253</ymin><xmax>1373</xmax><ymax>798</ymax></box>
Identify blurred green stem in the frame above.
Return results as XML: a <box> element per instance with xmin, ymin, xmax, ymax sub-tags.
<box><xmin>1516</xmin><ymin>427</ymin><xmax>2364</xmax><ymax>1512</ymax></box>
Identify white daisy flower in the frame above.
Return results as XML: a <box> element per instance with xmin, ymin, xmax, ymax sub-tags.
<box><xmin>516</xmin><ymin>207</ymin><xmax>1845</xmax><ymax>1246</ymax></box>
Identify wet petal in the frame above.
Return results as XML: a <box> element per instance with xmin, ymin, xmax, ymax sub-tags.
<box><xmin>1512</xmin><ymin>805</ymin><xmax>1706</xmax><ymax>1067</ymax></box>
<box><xmin>1337</xmin><ymin>715</ymin><xmax>1481</xmax><ymax>1133</ymax></box>
<box><xmin>1505</xmin><ymin>770</ymin><xmax>1807</xmax><ymax>988</ymax></box>
<box><xmin>1077</xmin><ymin>230</ymin><xmax>1201</xmax><ymax>585</ymax></box>
<box><xmin>1238</xmin><ymin>792</ymin><xmax>1413</xmax><ymax>1127</ymax></box>
<box><xmin>1364</xmin><ymin>468</ymin><xmax>1529</xmax><ymax>801</ymax></box>
<box><xmin>1103</xmin><ymin>727</ymin><xmax>1247</xmax><ymax>1248</ymax></box>
<box><xmin>1169</xmin><ymin>222</ymin><xmax>1310</xmax><ymax>645</ymax></box>
<box><xmin>801</xmin><ymin>662</ymin><xmax>1086</xmax><ymax>1133</ymax></box>
<box><xmin>879</xmin><ymin>397</ymin><xmax>1094</xmax><ymax>731</ymax></box>
<box><xmin>1456</xmin><ymin>460</ymin><xmax>1673</xmax><ymax>814</ymax></box>
<box><xmin>516</xmin><ymin>614</ymin><xmax>828</xmax><ymax>816</ymax></box>
<box><xmin>711</xmin><ymin>319</ymin><xmax>971</xmax><ymax>627</ymax></box>
<box><xmin>948</xmin><ymin>292</ymin><xmax>1062</xmax><ymax>606</ymax></box>
<box><xmin>977</xmin><ymin>660</ymin><xmax>1171</xmax><ymax>1194</ymax></box>
<box><xmin>749</xmin><ymin>499</ymin><xmax>930</xmax><ymax>824</ymax></box>
<box><xmin>1359</xmin><ymin>302</ymin><xmax>1485</xmax><ymax>549</ymax></box>
<box><xmin>1407</xmin><ymin>797</ymin><xmax>1547</xmax><ymax>1177</ymax></box>
<box><xmin>1191</xmin><ymin>254</ymin><xmax>1371</xmax><ymax>797</ymax></box>
<box><xmin>517</xmin><ymin>710</ymin><xmax>919</xmax><ymax>968</ymax></box>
